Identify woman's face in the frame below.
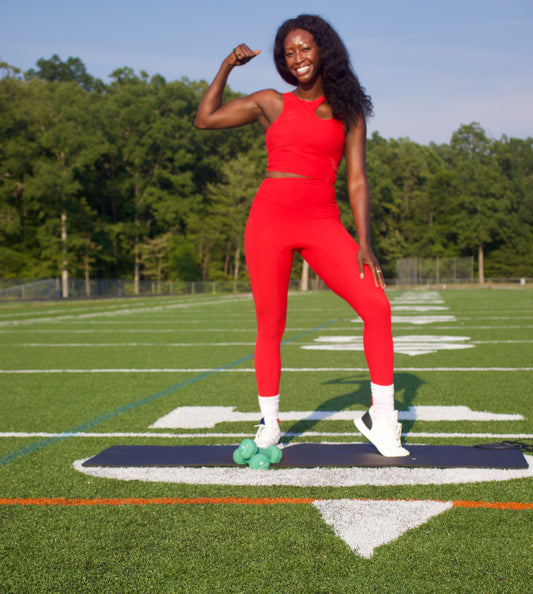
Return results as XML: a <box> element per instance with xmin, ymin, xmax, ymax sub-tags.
<box><xmin>284</xmin><ymin>28</ymin><xmax>321</xmax><ymax>85</ymax></box>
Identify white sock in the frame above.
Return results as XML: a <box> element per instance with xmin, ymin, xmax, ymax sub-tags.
<box><xmin>258</xmin><ymin>395</ymin><xmax>279</xmax><ymax>424</ymax></box>
<box><xmin>370</xmin><ymin>383</ymin><xmax>395</xmax><ymax>419</ymax></box>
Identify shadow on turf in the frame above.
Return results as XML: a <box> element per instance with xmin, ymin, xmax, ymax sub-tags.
<box><xmin>283</xmin><ymin>372</ymin><xmax>424</xmax><ymax>444</ymax></box>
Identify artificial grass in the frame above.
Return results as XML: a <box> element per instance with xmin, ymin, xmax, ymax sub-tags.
<box><xmin>0</xmin><ymin>288</ymin><xmax>531</xmax><ymax>592</ymax></box>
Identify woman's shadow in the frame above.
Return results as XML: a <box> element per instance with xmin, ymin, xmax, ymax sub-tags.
<box><xmin>283</xmin><ymin>372</ymin><xmax>424</xmax><ymax>444</ymax></box>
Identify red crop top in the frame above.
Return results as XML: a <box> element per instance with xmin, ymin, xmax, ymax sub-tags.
<box><xmin>266</xmin><ymin>92</ymin><xmax>346</xmax><ymax>185</ymax></box>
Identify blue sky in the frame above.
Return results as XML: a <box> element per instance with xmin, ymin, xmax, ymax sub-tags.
<box><xmin>1</xmin><ymin>0</ymin><xmax>532</xmax><ymax>145</ymax></box>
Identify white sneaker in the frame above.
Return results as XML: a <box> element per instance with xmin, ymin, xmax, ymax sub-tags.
<box><xmin>354</xmin><ymin>408</ymin><xmax>409</xmax><ymax>457</ymax></box>
<box><xmin>254</xmin><ymin>418</ymin><xmax>282</xmax><ymax>448</ymax></box>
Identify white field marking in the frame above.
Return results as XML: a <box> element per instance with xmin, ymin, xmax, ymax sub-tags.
<box><xmin>304</xmin><ymin>335</ymin><xmax>473</xmax><ymax>356</ymax></box>
<box><xmin>391</xmin><ymin>291</ymin><xmax>444</xmax><ymax>302</ymax></box>
<box><xmin>0</xmin><ymin>300</ymin><xmax>160</xmax><ymax>320</ymax></box>
<box><xmin>72</xmin><ymin>454</ymin><xmax>533</xmax><ymax>486</ymax></box>
<box><xmin>4</xmin><ymin>365</ymin><xmax>533</xmax><ymax>374</ymax></box>
<box><xmin>391</xmin><ymin>298</ymin><xmax>444</xmax><ymax>304</ymax></box>
<box><xmin>472</xmin><ymin>340</ymin><xmax>533</xmax><ymax>344</ymax></box>
<box><xmin>313</xmin><ymin>498</ymin><xmax>453</xmax><ymax>558</ymax></box>
<box><xmin>388</xmin><ymin>292</ymin><xmax>453</xmax><ymax>324</ymax></box>
<box><xmin>150</xmin><ymin>405</ymin><xmax>524</xmax><ymax>429</ymax></box>
<box><xmin>0</xmin><ymin>295</ymin><xmax>254</xmax><ymax>327</ymax></box>
<box><xmin>0</xmin><ymin>321</ymin><xmax>179</xmax><ymax>334</ymax></box>
<box><xmin>391</xmin><ymin>306</ymin><xmax>449</xmax><ymax>311</ymax></box>
<box><xmin>390</xmin><ymin>295</ymin><xmax>444</xmax><ymax>305</ymax></box>
<box><xmin>389</xmin><ymin>315</ymin><xmax>457</xmax><ymax>324</ymax></box>
<box><xmin>3</xmin><ymin>340</ymin><xmax>533</xmax><ymax>349</ymax></box>
<box><xmin>461</xmin><ymin>316</ymin><xmax>533</xmax><ymax>320</ymax></box>
<box><xmin>3</xmin><ymin>325</ymin><xmax>533</xmax><ymax>334</ymax></box>
<box><xmin>0</xmin><ymin>327</ymin><xmax>282</xmax><ymax>332</ymax></box>
<box><xmin>17</xmin><ymin>318</ymin><xmax>249</xmax><ymax>323</ymax></box>
<box><xmin>3</xmin><ymin>432</ymin><xmax>533</xmax><ymax>439</ymax></box>
<box><xmin>1</xmin><ymin>342</ymin><xmax>257</xmax><ymax>347</ymax></box>
<box><xmin>395</xmin><ymin>325</ymin><xmax>533</xmax><ymax>330</ymax></box>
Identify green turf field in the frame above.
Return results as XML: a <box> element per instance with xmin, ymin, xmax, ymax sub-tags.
<box><xmin>0</xmin><ymin>288</ymin><xmax>531</xmax><ymax>593</ymax></box>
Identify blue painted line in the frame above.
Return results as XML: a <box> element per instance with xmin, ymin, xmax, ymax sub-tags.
<box><xmin>0</xmin><ymin>319</ymin><xmax>338</xmax><ymax>467</ymax></box>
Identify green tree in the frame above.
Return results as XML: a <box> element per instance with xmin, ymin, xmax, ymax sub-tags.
<box><xmin>27</xmin><ymin>54</ymin><xmax>102</xmax><ymax>91</ymax></box>
<box><xmin>0</xmin><ymin>70</ymin><xmax>35</xmax><ymax>276</ymax></box>
<box><xmin>102</xmin><ymin>71</ymin><xmax>205</xmax><ymax>290</ymax></box>
<box><xmin>489</xmin><ymin>136</ymin><xmax>533</xmax><ymax>277</ymax></box>
<box><xmin>450</xmin><ymin>123</ymin><xmax>506</xmax><ymax>282</ymax></box>
<box><xmin>22</xmin><ymin>81</ymin><xmax>104</xmax><ymax>295</ymax></box>
<box><xmin>203</xmin><ymin>154</ymin><xmax>264</xmax><ymax>279</ymax></box>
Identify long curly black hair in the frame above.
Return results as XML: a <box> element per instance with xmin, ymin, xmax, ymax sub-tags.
<box><xmin>274</xmin><ymin>14</ymin><xmax>373</xmax><ymax>129</ymax></box>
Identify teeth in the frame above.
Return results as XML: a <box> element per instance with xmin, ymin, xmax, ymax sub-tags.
<box><xmin>296</xmin><ymin>66</ymin><xmax>310</xmax><ymax>74</ymax></box>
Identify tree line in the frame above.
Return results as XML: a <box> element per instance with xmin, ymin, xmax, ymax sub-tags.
<box><xmin>1</xmin><ymin>55</ymin><xmax>532</xmax><ymax>291</ymax></box>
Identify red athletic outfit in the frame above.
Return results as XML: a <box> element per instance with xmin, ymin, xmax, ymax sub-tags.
<box><xmin>245</xmin><ymin>93</ymin><xmax>393</xmax><ymax>396</ymax></box>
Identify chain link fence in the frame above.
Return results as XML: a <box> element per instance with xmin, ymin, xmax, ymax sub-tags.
<box><xmin>0</xmin><ymin>278</ymin><xmax>288</xmax><ymax>300</ymax></box>
<box><xmin>2</xmin><ymin>266</ymin><xmax>531</xmax><ymax>300</ymax></box>
<box><xmin>395</xmin><ymin>257</ymin><xmax>475</xmax><ymax>286</ymax></box>
<box><xmin>0</xmin><ymin>278</ymin><xmax>261</xmax><ymax>300</ymax></box>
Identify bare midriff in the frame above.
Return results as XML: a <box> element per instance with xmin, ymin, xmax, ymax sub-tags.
<box><xmin>264</xmin><ymin>171</ymin><xmax>312</xmax><ymax>179</ymax></box>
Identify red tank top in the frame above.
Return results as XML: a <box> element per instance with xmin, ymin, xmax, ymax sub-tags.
<box><xmin>266</xmin><ymin>92</ymin><xmax>346</xmax><ymax>185</ymax></box>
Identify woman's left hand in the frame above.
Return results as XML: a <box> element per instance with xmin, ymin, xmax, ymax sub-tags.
<box><xmin>357</xmin><ymin>244</ymin><xmax>386</xmax><ymax>289</ymax></box>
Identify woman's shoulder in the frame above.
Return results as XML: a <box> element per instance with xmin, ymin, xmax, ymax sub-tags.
<box><xmin>249</xmin><ymin>89</ymin><xmax>284</xmax><ymax>125</ymax></box>
<box><xmin>249</xmin><ymin>88</ymin><xmax>284</xmax><ymax>104</ymax></box>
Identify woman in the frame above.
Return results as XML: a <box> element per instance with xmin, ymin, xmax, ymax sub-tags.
<box><xmin>194</xmin><ymin>14</ymin><xmax>408</xmax><ymax>457</ymax></box>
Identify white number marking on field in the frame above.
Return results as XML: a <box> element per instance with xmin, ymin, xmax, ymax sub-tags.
<box><xmin>149</xmin><ymin>405</ymin><xmax>523</xmax><ymax>429</ymax></box>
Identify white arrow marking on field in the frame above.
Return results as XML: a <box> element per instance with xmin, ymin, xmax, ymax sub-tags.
<box><xmin>149</xmin><ymin>405</ymin><xmax>523</xmax><ymax>429</ymax></box>
<box><xmin>313</xmin><ymin>499</ymin><xmax>453</xmax><ymax>558</ymax></box>
<box><xmin>304</xmin><ymin>334</ymin><xmax>472</xmax><ymax>356</ymax></box>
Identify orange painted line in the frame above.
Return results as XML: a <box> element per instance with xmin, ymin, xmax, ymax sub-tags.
<box><xmin>0</xmin><ymin>496</ymin><xmax>315</xmax><ymax>506</ymax></box>
<box><xmin>451</xmin><ymin>500</ymin><xmax>533</xmax><ymax>511</ymax></box>
<box><xmin>0</xmin><ymin>496</ymin><xmax>532</xmax><ymax>509</ymax></box>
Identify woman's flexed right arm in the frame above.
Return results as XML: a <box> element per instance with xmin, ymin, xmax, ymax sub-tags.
<box><xmin>194</xmin><ymin>44</ymin><xmax>264</xmax><ymax>130</ymax></box>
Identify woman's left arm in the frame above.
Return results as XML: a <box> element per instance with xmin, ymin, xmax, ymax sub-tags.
<box><xmin>345</xmin><ymin>117</ymin><xmax>385</xmax><ymax>289</ymax></box>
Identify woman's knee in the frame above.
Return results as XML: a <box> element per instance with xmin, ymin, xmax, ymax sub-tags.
<box><xmin>354</xmin><ymin>289</ymin><xmax>391</xmax><ymax>324</ymax></box>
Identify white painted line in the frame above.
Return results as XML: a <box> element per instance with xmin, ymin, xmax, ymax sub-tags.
<box><xmin>1</xmin><ymin>343</ymin><xmax>257</xmax><ymax>347</ymax></box>
<box><xmin>472</xmin><ymin>340</ymin><xmax>533</xmax><ymax>344</ymax></box>
<box><xmin>391</xmin><ymin>291</ymin><xmax>444</xmax><ymax>303</ymax></box>
<box><xmin>461</xmin><ymin>316</ymin><xmax>533</xmax><ymax>320</ymax></box>
<box><xmin>2</xmin><ymin>325</ymin><xmax>533</xmax><ymax>333</ymax></box>
<box><xmin>1</xmin><ymin>367</ymin><xmax>532</xmax><ymax>373</ymax></box>
<box><xmin>391</xmin><ymin>306</ymin><xmax>449</xmax><ymax>311</ymax></box>
<box><xmin>0</xmin><ymin>328</ymin><xmax>303</xmax><ymax>333</ymax></box>
<box><xmin>2</xmin><ymin>339</ymin><xmax>532</xmax><ymax>348</ymax></box>
<box><xmin>389</xmin><ymin>315</ymin><xmax>457</xmax><ymax>324</ymax></box>
<box><xmin>3</xmin><ymin>432</ymin><xmax>532</xmax><ymax>439</ymax></box>
<box><xmin>0</xmin><ymin>295</ymin><xmax>255</xmax><ymax>327</ymax></box>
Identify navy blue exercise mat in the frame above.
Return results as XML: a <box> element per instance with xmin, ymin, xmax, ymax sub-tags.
<box><xmin>82</xmin><ymin>443</ymin><xmax>529</xmax><ymax>469</ymax></box>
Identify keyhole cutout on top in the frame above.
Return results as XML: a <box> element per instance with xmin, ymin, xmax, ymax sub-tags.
<box><xmin>315</xmin><ymin>101</ymin><xmax>333</xmax><ymax>121</ymax></box>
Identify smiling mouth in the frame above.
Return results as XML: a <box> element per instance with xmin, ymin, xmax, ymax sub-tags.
<box><xmin>295</xmin><ymin>66</ymin><xmax>311</xmax><ymax>75</ymax></box>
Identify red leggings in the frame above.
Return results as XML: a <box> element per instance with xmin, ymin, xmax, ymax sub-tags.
<box><xmin>244</xmin><ymin>177</ymin><xmax>393</xmax><ymax>396</ymax></box>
